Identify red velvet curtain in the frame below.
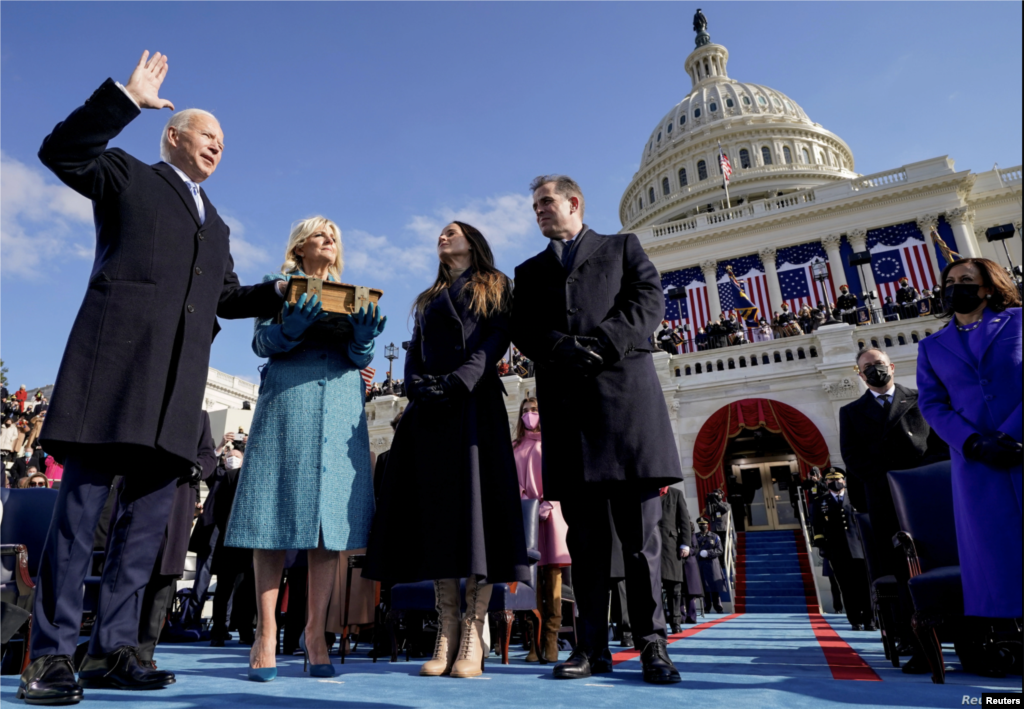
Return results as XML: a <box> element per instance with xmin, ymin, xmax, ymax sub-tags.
<box><xmin>692</xmin><ymin>398</ymin><xmax>831</xmax><ymax>504</ymax></box>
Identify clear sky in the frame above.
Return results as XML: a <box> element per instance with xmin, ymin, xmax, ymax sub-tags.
<box><xmin>2</xmin><ymin>1</ymin><xmax>1021</xmax><ymax>390</ymax></box>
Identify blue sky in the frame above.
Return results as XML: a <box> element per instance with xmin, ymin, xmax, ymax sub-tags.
<box><xmin>2</xmin><ymin>1</ymin><xmax>1021</xmax><ymax>389</ymax></box>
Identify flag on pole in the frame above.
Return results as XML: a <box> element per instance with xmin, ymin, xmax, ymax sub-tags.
<box><xmin>360</xmin><ymin>367</ymin><xmax>375</xmax><ymax>387</ymax></box>
<box><xmin>719</xmin><ymin>151</ymin><xmax>732</xmax><ymax>182</ymax></box>
<box><xmin>724</xmin><ymin>265</ymin><xmax>759</xmax><ymax>323</ymax></box>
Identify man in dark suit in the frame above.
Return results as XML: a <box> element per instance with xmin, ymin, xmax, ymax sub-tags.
<box><xmin>811</xmin><ymin>468</ymin><xmax>873</xmax><ymax>631</ymax></box>
<box><xmin>19</xmin><ymin>52</ymin><xmax>284</xmax><ymax>705</ymax></box>
<box><xmin>839</xmin><ymin>347</ymin><xmax>948</xmax><ymax>671</ymax></box>
<box><xmin>658</xmin><ymin>486</ymin><xmax>692</xmax><ymax>633</ymax></box>
<box><xmin>511</xmin><ymin>175</ymin><xmax>682</xmax><ymax>684</ymax></box>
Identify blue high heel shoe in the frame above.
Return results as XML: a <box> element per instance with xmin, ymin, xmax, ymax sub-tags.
<box><xmin>299</xmin><ymin>633</ymin><xmax>336</xmax><ymax>678</ymax></box>
<box><xmin>247</xmin><ymin>667</ymin><xmax>277</xmax><ymax>682</ymax></box>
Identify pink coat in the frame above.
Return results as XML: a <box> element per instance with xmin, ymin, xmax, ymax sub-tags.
<box><xmin>44</xmin><ymin>455</ymin><xmax>64</xmax><ymax>482</ymax></box>
<box><xmin>514</xmin><ymin>432</ymin><xmax>570</xmax><ymax>566</ymax></box>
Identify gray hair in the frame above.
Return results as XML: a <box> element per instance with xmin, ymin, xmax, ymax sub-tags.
<box><xmin>529</xmin><ymin>174</ymin><xmax>585</xmax><ymax>217</ymax></box>
<box><xmin>159</xmin><ymin>109</ymin><xmax>218</xmax><ymax>162</ymax></box>
<box><xmin>855</xmin><ymin>347</ymin><xmax>889</xmax><ymax>369</ymax></box>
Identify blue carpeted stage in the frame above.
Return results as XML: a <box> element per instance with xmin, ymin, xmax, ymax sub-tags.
<box><xmin>3</xmin><ymin>613</ymin><xmax>1018</xmax><ymax>708</ymax></box>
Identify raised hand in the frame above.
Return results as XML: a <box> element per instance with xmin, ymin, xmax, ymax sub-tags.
<box><xmin>124</xmin><ymin>50</ymin><xmax>175</xmax><ymax>110</ymax></box>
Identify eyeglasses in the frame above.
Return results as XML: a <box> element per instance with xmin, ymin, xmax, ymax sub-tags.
<box><xmin>28</xmin><ymin>481</ymin><xmax>47</xmax><ymax>487</ymax></box>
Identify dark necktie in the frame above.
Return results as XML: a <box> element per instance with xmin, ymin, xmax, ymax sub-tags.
<box><xmin>879</xmin><ymin>394</ymin><xmax>892</xmax><ymax>413</ymax></box>
<box><xmin>561</xmin><ymin>239</ymin><xmax>575</xmax><ymax>268</ymax></box>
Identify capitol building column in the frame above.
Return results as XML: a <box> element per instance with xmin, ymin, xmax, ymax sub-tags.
<box><xmin>847</xmin><ymin>229</ymin><xmax>878</xmax><ymax>296</ymax></box>
<box><xmin>946</xmin><ymin>207</ymin><xmax>981</xmax><ymax>258</ymax></box>
<box><xmin>821</xmin><ymin>234</ymin><xmax>846</xmax><ymax>297</ymax></box>
<box><xmin>758</xmin><ymin>247</ymin><xmax>784</xmax><ymax>312</ymax></box>
<box><xmin>701</xmin><ymin>259</ymin><xmax>723</xmax><ymax>317</ymax></box>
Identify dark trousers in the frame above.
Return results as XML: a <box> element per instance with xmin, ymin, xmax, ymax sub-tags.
<box><xmin>138</xmin><ymin>574</ymin><xmax>176</xmax><ymax>662</ymax></box>
<box><xmin>663</xmin><ymin>581</ymin><xmax>682</xmax><ymax>624</ymax></box>
<box><xmin>560</xmin><ymin>487</ymin><xmax>665</xmax><ymax>653</ymax></box>
<box><xmin>191</xmin><ymin>526</ymin><xmax>218</xmax><ymax>604</ymax></box>
<box><xmin>830</xmin><ymin>555</ymin><xmax>872</xmax><ymax>626</ymax></box>
<box><xmin>30</xmin><ymin>447</ymin><xmax>180</xmax><ymax>658</ymax></box>
<box><xmin>828</xmin><ymin>573</ymin><xmax>844</xmax><ymax>612</ymax></box>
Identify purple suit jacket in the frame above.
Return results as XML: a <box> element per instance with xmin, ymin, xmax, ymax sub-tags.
<box><xmin>916</xmin><ymin>306</ymin><xmax>1022</xmax><ymax>618</ymax></box>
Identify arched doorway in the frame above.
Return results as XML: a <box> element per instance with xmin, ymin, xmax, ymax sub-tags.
<box><xmin>692</xmin><ymin>399</ymin><xmax>831</xmax><ymax>531</ymax></box>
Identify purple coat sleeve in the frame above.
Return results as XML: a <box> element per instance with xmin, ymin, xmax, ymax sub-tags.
<box><xmin>916</xmin><ymin>336</ymin><xmax>979</xmax><ymax>453</ymax></box>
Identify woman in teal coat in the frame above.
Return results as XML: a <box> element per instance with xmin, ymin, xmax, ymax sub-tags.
<box><xmin>225</xmin><ymin>216</ymin><xmax>386</xmax><ymax>681</ymax></box>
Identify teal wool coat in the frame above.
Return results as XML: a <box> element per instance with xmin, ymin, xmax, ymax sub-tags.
<box><xmin>225</xmin><ymin>273</ymin><xmax>376</xmax><ymax>551</ymax></box>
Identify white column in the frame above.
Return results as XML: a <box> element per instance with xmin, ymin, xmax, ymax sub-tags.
<box><xmin>821</xmin><ymin>234</ymin><xmax>846</xmax><ymax>301</ymax></box>
<box><xmin>758</xmin><ymin>246</ymin><xmax>783</xmax><ymax>312</ymax></box>
<box><xmin>847</xmin><ymin>229</ymin><xmax>877</xmax><ymax>297</ymax></box>
<box><xmin>915</xmin><ymin>213</ymin><xmax>944</xmax><ymax>277</ymax></box>
<box><xmin>701</xmin><ymin>259</ymin><xmax>722</xmax><ymax>318</ymax></box>
<box><xmin>946</xmin><ymin>207</ymin><xmax>981</xmax><ymax>258</ymax></box>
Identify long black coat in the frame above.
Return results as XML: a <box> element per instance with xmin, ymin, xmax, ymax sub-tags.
<box><xmin>364</xmin><ymin>269</ymin><xmax>530</xmax><ymax>584</ymax></box>
<box><xmin>154</xmin><ymin>411</ymin><xmax>217</xmax><ymax>577</ymax></box>
<box><xmin>811</xmin><ymin>493</ymin><xmax>863</xmax><ymax>560</ymax></box>
<box><xmin>511</xmin><ymin>229</ymin><xmax>683</xmax><ymax>500</ymax></box>
<box><xmin>839</xmin><ymin>384</ymin><xmax>949</xmax><ymax>573</ymax></box>
<box><xmin>37</xmin><ymin>79</ymin><xmax>281</xmax><ymax>466</ymax></box>
<box><xmin>658</xmin><ymin>487</ymin><xmax>691</xmax><ymax>583</ymax></box>
<box><xmin>695</xmin><ymin>532</ymin><xmax>727</xmax><ymax>594</ymax></box>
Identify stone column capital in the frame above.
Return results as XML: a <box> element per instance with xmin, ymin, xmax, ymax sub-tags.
<box><xmin>974</xmin><ymin>224</ymin><xmax>988</xmax><ymax>239</ymax></box>
<box><xmin>821</xmin><ymin>233</ymin><xmax>843</xmax><ymax>250</ymax></box>
<box><xmin>758</xmin><ymin>246</ymin><xmax>777</xmax><ymax>264</ymax></box>
<box><xmin>847</xmin><ymin>228</ymin><xmax>867</xmax><ymax>248</ymax></box>
<box><xmin>1014</xmin><ymin>221</ymin><xmax>1022</xmax><ymax>234</ymax></box>
<box><xmin>946</xmin><ymin>206</ymin><xmax>973</xmax><ymax>226</ymax></box>
<box><xmin>916</xmin><ymin>213</ymin><xmax>939</xmax><ymax>233</ymax></box>
<box><xmin>700</xmin><ymin>259</ymin><xmax>718</xmax><ymax>274</ymax></box>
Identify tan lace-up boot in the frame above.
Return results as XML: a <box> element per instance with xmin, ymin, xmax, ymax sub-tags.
<box><xmin>450</xmin><ymin>576</ymin><xmax>492</xmax><ymax>678</ymax></box>
<box><xmin>419</xmin><ymin>579</ymin><xmax>461</xmax><ymax>676</ymax></box>
<box><xmin>540</xmin><ymin>565</ymin><xmax>563</xmax><ymax>664</ymax></box>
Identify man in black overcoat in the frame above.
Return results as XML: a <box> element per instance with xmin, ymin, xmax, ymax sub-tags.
<box><xmin>19</xmin><ymin>52</ymin><xmax>283</xmax><ymax>705</ymax></box>
<box><xmin>658</xmin><ymin>486</ymin><xmax>693</xmax><ymax>633</ymax></box>
<box><xmin>839</xmin><ymin>347</ymin><xmax>948</xmax><ymax>670</ymax></box>
<box><xmin>511</xmin><ymin>175</ymin><xmax>683</xmax><ymax>684</ymax></box>
<box><xmin>810</xmin><ymin>469</ymin><xmax>874</xmax><ymax>631</ymax></box>
<box><xmin>895</xmin><ymin>277</ymin><xmax>920</xmax><ymax>319</ymax></box>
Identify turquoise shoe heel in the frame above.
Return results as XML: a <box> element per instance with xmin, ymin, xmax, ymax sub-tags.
<box><xmin>299</xmin><ymin>633</ymin><xmax>336</xmax><ymax>678</ymax></box>
<box><xmin>247</xmin><ymin>667</ymin><xmax>277</xmax><ymax>682</ymax></box>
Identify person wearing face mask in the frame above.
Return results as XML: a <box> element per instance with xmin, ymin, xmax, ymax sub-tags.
<box><xmin>811</xmin><ymin>469</ymin><xmax>874</xmax><ymax>631</ymax></box>
<box><xmin>882</xmin><ymin>296</ymin><xmax>900</xmax><ymax>322</ymax></box>
<box><xmin>512</xmin><ymin>397</ymin><xmax>570</xmax><ymax>663</ymax></box>
<box><xmin>365</xmin><ymin>221</ymin><xmax>530</xmax><ymax>680</ymax></box>
<box><xmin>836</xmin><ymin>286</ymin><xmax>859</xmax><ymax>326</ymax></box>
<box><xmin>209</xmin><ymin>448</ymin><xmax>250</xmax><ymax>647</ymax></box>
<box><xmin>777</xmin><ymin>303</ymin><xmax>800</xmax><ymax>337</ymax></box>
<box><xmin>895</xmin><ymin>277</ymin><xmax>920</xmax><ymax>320</ymax></box>
<box><xmin>916</xmin><ymin>257</ymin><xmax>1022</xmax><ymax>623</ymax></box>
<box><xmin>695</xmin><ymin>327</ymin><xmax>708</xmax><ymax>351</ymax></box>
<box><xmin>694</xmin><ymin>518</ymin><xmax>725</xmax><ymax>613</ymax></box>
<box><xmin>657</xmin><ymin>322</ymin><xmax>677</xmax><ymax>355</ymax></box>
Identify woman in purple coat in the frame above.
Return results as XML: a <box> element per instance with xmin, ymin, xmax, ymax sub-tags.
<box><xmin>916</xmin><ymin>257</ymin><xmax>1022</xmax><ymax>619</ymax></box>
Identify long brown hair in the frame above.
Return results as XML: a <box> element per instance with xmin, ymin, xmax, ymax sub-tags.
<box><xmin>413</xmin><ymin>221</ymin><xmax>510</xmax><ymax>319</ymax></box>
<box><xmin>512</xmin><ymin>397</ymin><xmax>539</xmax><ymax>448</ymax></box>
<box><xmin>936</xmin><ymin>257</ymin><xmax>1021</xmax><ymax>321</ymax></box>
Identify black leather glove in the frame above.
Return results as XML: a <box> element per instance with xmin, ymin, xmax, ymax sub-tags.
<box><xmin>417</xmin><ymin>373</ymin><xmax>466</xmax><ymax>405</ymax></box>
<box><xmin>551</xmin><ymin>336</ymin><xmax>604</xmax><ymax>376</ymax></box>
<box><xmin>405</xmin><ymin>375</ymin><xmax>439</xmax><ymax>402</ymax></box>
<box><xmin>964</xmin><ymin>433</ymin><xmax>1023</xmax><ymax>469</ymax></box>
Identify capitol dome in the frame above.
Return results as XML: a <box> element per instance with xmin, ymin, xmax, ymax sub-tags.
<box><xmin>620</xmin><ymin>21</ymin><xmax>858</xmax><ymax>231</ymax></box>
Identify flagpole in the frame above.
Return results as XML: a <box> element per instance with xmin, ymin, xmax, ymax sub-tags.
<box><xmin>718</xmin><ymin>141</ymin><xmax>731</xmax><ymax>210</ymax></box>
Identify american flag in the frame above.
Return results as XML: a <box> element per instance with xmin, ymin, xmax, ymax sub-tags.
<box><xmin>717</xmin><ymin>255</ymin><xmax>771</xmax><ymax>328</ymax></box>
<box><xmin>867</xmin><ymin>222</ymin><xmax>939</xmax><ymax>300</ymax></box>
<box><xmin>661</xmin><ymin>267</ymin><xmax>704</xmax><ymax>352</ymax></box>
<box><xmin>719</xmin><ymin>151</ymin><xmax>732</xmax><ymax>182</ymax></box>
<box><xmin>776</xmin><ymin>241</ymin><xmax>836</xmax><ymax>313</ymax></box>
<box><xmin>360</xmin><ymin>367</ymin><xmax>375</xmax><ymax>387</ymax></box>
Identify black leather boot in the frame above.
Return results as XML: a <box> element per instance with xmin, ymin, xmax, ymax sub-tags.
<box><xmin>589</xmin><ymin>647</ymin><xmax>613</xmax><ymax>674</ymax></box>
<box><xmin>640</xmin><ymin>639</ymin><xmax>681</xmax><ymax>684</ymax></box>
<box><xmin>78</xmin><ymin>646</ymin><xmax>175</xmax><ymax>690</ymax></box>
<box><xmin>552</xmin><ymin>646</ymin><xmax>592</xmax><ymax>679</ymax></box>
<box><xmin>17</xmin><ymin>655</ymin><xmax>83</xmax><ymax>705</ymax></box>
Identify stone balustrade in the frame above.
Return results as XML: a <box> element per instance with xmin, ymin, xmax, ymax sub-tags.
<box><xmin>999</xmin><ymin>166</ymin><xmax>1022</xmax><ymax>185</ymax></box>
<box><xmin>850</xmin><ymin>167</ymin><xmax>907</xmax><ymax>191</ymax></box>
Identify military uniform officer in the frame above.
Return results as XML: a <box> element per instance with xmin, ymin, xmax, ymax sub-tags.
<box><xmin>836</xmin><ymin>286</ymin><xmax>859</xmax><ymax>325</ymax></box>
<box><xmin>694</xmin><ymin>518</ymin><xmax>726</xmax><ymax>613</ymax></box>
<box><xmin>776</xmin><ymin>304</ymin><xmax>799</xmax><ymax>336</ymax></box>
<box><xmin>895</xmin><ymin>277</ymin><xmax>919</xmax><ymax>319</ymax></box>
<box><xmin>882</xmin><ymin>296</ymin><xmax>900</xmax><ymax>322</ymax></box>
<box><xmin>811</xmin><ymin>469</ymin><xmax>874</xmax><ymax>631</ymax></box>
<box><xmin>657</xmin><ymin>323</ymin><xmax>676</xmax><ymax>355</ymax></box>
<box><xmin>705</xmin><ymin>489</ymin><xmax>730</xmax><ymax>568</ymax></box>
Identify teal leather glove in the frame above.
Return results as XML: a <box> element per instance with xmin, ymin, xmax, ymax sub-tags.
<box><xmin>346</xmin><ymin>303</ymin><xmax>386</xmax><ymax>348</ymax></box>
<box><xmin>281</xmin><ymin>293</ymin><xmax>326</xmax><ymax>340</ymax></box>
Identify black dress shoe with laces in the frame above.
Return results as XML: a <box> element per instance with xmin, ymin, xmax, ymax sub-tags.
<box><xmin>589</xmin><ymin>648</ymin><xmax>613</xmax><ymax>674</ymax></box>
<box><xmin>17</xmin><ymin>655</ymin><xmax>83</xmax><ymax>706</ymax></box>
<box><xmin>640</xmin><ymin>639</ymin><xmax>681</xmax><ymax>685</ymax></box>
<box><xmin>78</xmin><ymin>646</ymin><xmax>175</xmax><ymax>690</ymax></box>
<box><xmin>620</xmin><ymin>631</ymin><xmax>634</xmax><ymax>648</ymax></box>
<box><xmin>552</xmin><ymin>647</ymin><xmax>592</xmax><ymax>679</ymax></box>
<box><xmin>901</xmin><ymin>651</ymin><xmax>932</xmax><ymax>674</ymax></box>
<box><xmin>669</xmin><ymin>624</ymin><xmax>682</xmax><ymax>634</ymax></box>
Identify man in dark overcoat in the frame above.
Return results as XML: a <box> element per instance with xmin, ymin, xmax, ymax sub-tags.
<box><xmin>694</xmin><ymin>518</ymin><xmax>726</xmax><ymax>612</ymax></box>
<box><xmin>658</xmin><ymin>486</ymin><xmax>695</xmax><ymax>632</ymax></box>
<box><xmin>810</xmin><ymin>469</ymin><xmax>873</xmax><ymax>631</ymax></box>
<box><xmin>19</xmin><ymin>52</ymin><xmax>283</xmax><ymax>705</ymax></box>
<box><xmin>511</xmin><ymin>175</ymin><xmax>683</xmax><ymax>684</ymax></box>
<box><xmin>895</xmin><ymin>277</ymin><xmax>920</xmax><ymax>319</ymax></box>
<box><xmin>840</xmin><ymin>347</ymin><xmax>948</xmax><ymax>670</ymax></box>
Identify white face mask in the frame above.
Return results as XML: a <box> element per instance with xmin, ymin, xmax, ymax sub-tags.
<box><xmin>224</xmin><ymin>455</ymin><xmax>242</xmax><ymax>470</ymax></box>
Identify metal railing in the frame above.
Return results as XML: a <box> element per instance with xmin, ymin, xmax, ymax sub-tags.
<box><xmin>796</xmin><ymin>491</ymin><xmax>824</xmax><ymax>613</ymax></box>
<box><xmin>722</xmin><ymin>509</ymin><xmax>738</xmax><ymax>610</ymax></box>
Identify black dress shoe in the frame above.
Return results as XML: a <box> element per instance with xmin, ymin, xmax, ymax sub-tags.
<box><xmin>620</xmin><ymin>631</ymin><xmax>634</xmax><ymax>648</ymax></box>
<box><xmin>553</xmin><ymin>647</ymin><xmax>592</xmax><ymax>679</ymax></box>
<box><xmin>851</xmin><ymin>624</ymin><xmax>863</xmax><ymax>631</ymax></box>
<box><xmin>684</xmin><ymin>618</ymin><xmax>698</xmax><ymax>625</ymax></box>
<box><xmin>78</xmin><ymin>646</ymin><xmax>175</xmax><ymax>690</ymax></box>
<box><xmin>590</xmin><ymin>648</ymin><xmax>613</xmax><ymax>674</ymax></box>
<box><xmin>713</xmin><ymin>606</ymin><xmax>724</xmax><ymax>614</ymax></box>
<box><xmin>901</xmin><ymin>652</ymin><xmax>931</xmax><ymax>674</ymax></box>
<box><xmin>669</xmin><ymin>624</ymin><xmax>682</xmax><ymax>634</ymax></box>
<box><xmin>863</xmin><ymin>622</ymin><xmax>877</xmax><ymax>632</ymax></box>
<box><xmin>17</xmin><ymin>655</ymin><xmax>83</xmax><ymax>705</ymax></box>
<box><xmin>640</xmin><ymin>640</ymin><xmax>681</xmax><ymax>685</ymax></box>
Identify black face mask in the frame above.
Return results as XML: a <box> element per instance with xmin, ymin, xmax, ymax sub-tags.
<box><xmin>698</xmin><ymin>525</ymin><xmax>709</xmax><ymax>534</ymax></box>
<box><xmin>827</xmin><ymin>480</ymin><xmax>845</xmax><ymax>492</ymax></box>
<box><xmin>863</xmin><ymin>363</ymin><xmax>892</xmax><ymax>388</ymax></box>
<box><xmin>944</xmin><ymin>284</ymin><xmax>986</xmax><ymax>315</ymax></box>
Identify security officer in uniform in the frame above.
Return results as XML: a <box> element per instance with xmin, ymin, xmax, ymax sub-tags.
<box><xmin>811</xmin><ymin>468</ymin><xmax>874</xmax><ymax>631</ymax></box>
<box><xmin>895</xmin><ymin>277</ymin><xmax>919</xmax><ymax>319</ymax></box>
<box><xmin>882</xmin><ymin>296</ymin><xmax>900</xmax><ymax>321</ymax></box>
<box><xmin>657</xmin><ymin>322</ymin><xmax>676</xmax><ymax>355</ymax></box>
<box><xmin>836</xmin><ymin>285</ymin><xmax>859</xmax><ymax>325</ymax></box>
<box><xmin>704</xmin><ymin>488</ymin><xmax>730</xmax><ymax>568</ymax></box>
<box><xmin>776</xmin><ymin>303</ymin><xmax>798</xmax><ymax>336</ymax></box>
<box><xmin>695</xmin><ymin>518</ymin><xmax>726</xmax><ymax>613</ymax></box>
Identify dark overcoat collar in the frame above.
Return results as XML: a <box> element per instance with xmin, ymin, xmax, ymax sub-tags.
<box><xmin>154</xmin><ymin>161</ymin><xmax>202</xmax><ymax>227</ymax></box>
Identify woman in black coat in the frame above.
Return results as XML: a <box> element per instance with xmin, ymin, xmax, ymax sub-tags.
<box><xmin>365</xmin><ymin>221</ymin><xmax>529</xmax><ymax>680</ymax></box>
